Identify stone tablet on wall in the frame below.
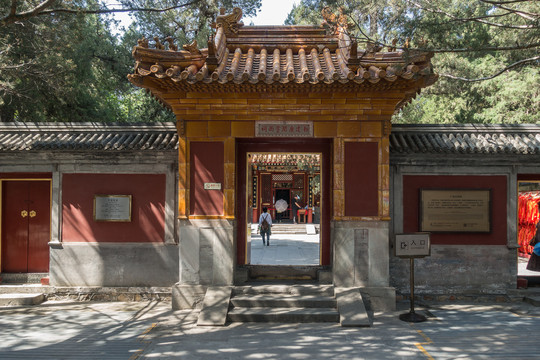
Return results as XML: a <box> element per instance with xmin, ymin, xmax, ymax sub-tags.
<box><xmin>420</xmin><ymin>189</ymin><xmax>491</xmax><ymax>232</ymax></box>
<box><xmin>94</xmin><ymin>195</ymin><xmax>132</xmax><ymax>222</ymax></box>
<box><xmin>255</xmin><ymin>122</ymin><xmax>313</xmax><ymax>137</ymax></box>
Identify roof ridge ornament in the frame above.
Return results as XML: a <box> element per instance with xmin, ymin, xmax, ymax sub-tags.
<box><xmin>165</xmin><ymin>36</ymin><xmax>178</xmax><ymax>51</ymax></box>
<box><xmin>321</xmin><ymin>7</ymin><xmax>349</xmax><ymax>36</ymax></box>
<box><xmin>183</xmin><ymin>40</ymin><xmax>201</xmax><ymax>55</ymax></box>
<box><xmin>137</xmin><ymin>37</ymin><xmax>149</xmax><ymax>48</ymax></box>
<box><xmin>216</xmin><ymin>7</ymin><xmax>244</xmax><ymax>36</ymax></box>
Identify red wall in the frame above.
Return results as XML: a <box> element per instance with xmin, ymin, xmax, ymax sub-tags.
<box><xmin>403</xmin><ymin>175</ymin><xmax>507</xmax><ymax>245</ymax></box>
<box><xmin>345</xmin><ymin>142</ymin><xmax>379</xmax><ymax>216</ymax></box>
<box><xmin>62</xmin><ymin>174</ymin><xmax>166</xmax><ymax>243</ymax></box>
<box><xmin>190</xmin><ymin>141</ymin><xmax>224</xmax><ymax>216</ymax></box>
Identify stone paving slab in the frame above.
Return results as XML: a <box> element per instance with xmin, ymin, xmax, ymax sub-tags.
<box><xmin>335</xmin><ymin>288</ymin><xmax>371</xmax><ymax>327</ymax></box>
<box><xmin>0</xmin><ymin>293</ymin><xmax>45</xmax><ymax>306</ymax></box>
<box><xmin>197</xmin><ymin>287</ymin><xmax>232</xmax><ymax>326</ymax></box>
<box><xmin>0</xmin><ymin>300</ymin><xmax>539</xmax><ymax>359</ymax></box>
<box><xmin>250</xmin><ymin>234</ymin><xmax>320</xmax><ymax>266</ymax></box>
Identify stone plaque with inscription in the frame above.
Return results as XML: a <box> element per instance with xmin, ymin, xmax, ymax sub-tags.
<box><xmin>420</xmin><ymin>189</ymin><xmax>491</xmax><ymax>232</ymax></box>
<box><xmin>94</xmin><ymin>195</ymin><xmax>132</xmax><ymax>222</ymax></box>
<box><xmin>255</xmin><ymin>121</ymin><xmax>313</xmax><ymax>137</ymax></box>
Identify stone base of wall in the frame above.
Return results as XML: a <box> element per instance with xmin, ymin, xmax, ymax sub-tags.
<box><xmin>47</xmin><ymin>287</ymin><xmax>172</xmax><ymax>302</ymax></box>
<box><xmin>172</xmin><ymin>284</ymin><xmax>207</xmax><ymax>310</ymax></box>
<box><xmin>390</xmin><ymin>245</ymin><xmax>516</xmax><ymax>295</ymax></box>
<box><xmin>360</xmin><ymin>287</ymin><xmax>396</xmax><ymax>312</ymax></box>
<box><xmin>396</xmin><ymin>293</ymin><xmax>519</xmax><ymax>304</ymax></box>
<box><xmin>50</xmin><ymin>242</ymin><xmax>179</xmax><ymax>287</ymax></box>
<box><xmin>332</xmin><ymin>220</ymin><xmax>390</xmax><ymax>287</ymax></box>
<box><xmin>179</xmin><ymin>219</ymin><xmax>235</xmax><ymax>286</ymax></box>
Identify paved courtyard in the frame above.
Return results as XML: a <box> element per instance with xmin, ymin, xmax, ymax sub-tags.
<box><xmin>1</xmin><ymin>299</ymin><xmax>539</xmax><ymax>359</ymax></box>
<box><xmin>250</xmin><ymin>233</ymin><xmax>320</xmax><ymax>265</ymax></box>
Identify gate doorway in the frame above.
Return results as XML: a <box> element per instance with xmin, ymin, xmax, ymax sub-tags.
<box><xmin>1</xmin><ymin>179</ymin><xmax>51</xmax><ymax>273</ymax></box>
<box><xmin>236</xmin><ymin>139</ymin><xmax>331</xmax><ymax>268</ymax></box>
<box><xmin>248</xmin><ymin>152</ymin><xmax>321</xmax><ymax>266</ymax></box>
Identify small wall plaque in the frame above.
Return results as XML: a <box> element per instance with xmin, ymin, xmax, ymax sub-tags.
<box><xmin>204</xmin><ymin>183</ymin><xmax>222</xmax><ymax>190</ymax></box>
<box><xmin>94</xmin><ymin>195</ymin><xmax>132</xmax><ymax>222</ymax></box>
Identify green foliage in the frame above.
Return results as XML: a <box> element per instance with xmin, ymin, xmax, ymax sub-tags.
<box><xmin>0</xmin><ymin>0</ymin><xmax>260</xmax><ymax>122</ymax></box>
<box><xmin>122</xmin><ymin>0</ymin><xmax>261</xmax><ymax>45</ymax></box>
<box><xmin>287</xmin><ymin>0</ymin><xmax>540</xmax><ymax>124</ymax></box>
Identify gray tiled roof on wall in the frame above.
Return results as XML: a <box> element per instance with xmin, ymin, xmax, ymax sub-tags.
<box><xmin>0</xmin><ymin>122</ymin><xmax>178</xmax><ymax>151</ymax></box>
<box><xmin>2</xmin><ymin>122</ymin><xmax>540</xmax><ymax>155</ymax></box>
<box><xmin>390</xmin><ymin>124</ymin><xmax>540</xmax><ymax>155</ymax></box>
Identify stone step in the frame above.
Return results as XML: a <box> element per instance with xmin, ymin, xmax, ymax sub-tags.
<box><xmin>0</xmin><ymin>273</ymin><xmax>48</xmax><ymax>284</ymax></box>
<box><xmin>230</xmin><ymin>294</ymin><xmax>337</xmax><ymax>308</ymax></box>
<box><xmin>0</xmin><ymin>293</ymin><xmax>45</xmax><ymax>307</ymax></box>
<box><xmin>524</xmin><ymin>296</ymin><xmax>540</xmax><ymax>307</ymax></box>
<box><xmin>227</xmin><ymin>307</ymin><xmax>340</xmax><ymax>323</ymax></box>
<box><xmin>252</xmin><ymin>224</ymin><xmax>320</xmax><ymax>235</ymax></box>
<box><xmin>245</xmin><ymin>266</ymin><xmax>325</xmax><ymax>281</ymax></box>
<box><xmin>233</xmin><ymin>283</ymin><xmax>334</xmax><ymax>297</ymax></box>
<box><xmin>0</xmin><ymin>285</ymin><xmax>51</xmax><ymax>294</ymax></box>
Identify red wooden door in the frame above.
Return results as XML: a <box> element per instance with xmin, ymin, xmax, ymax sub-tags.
<box><xmin>1</xmin><ymin>180</ymin><xmax>50</xmax><ymax>272</ymax></box>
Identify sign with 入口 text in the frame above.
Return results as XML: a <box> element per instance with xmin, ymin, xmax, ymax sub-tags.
<box><xmin>255</xmin><ymin>121</ymin><xmax>313</xmax><ymax>137</ymax></box>
<box><xmin>395</xmin><ymin>233</ymin><xmax>431</xmax><ymax>258</ymax></box>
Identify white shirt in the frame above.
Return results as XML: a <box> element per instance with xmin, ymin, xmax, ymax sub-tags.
<box><xmin>258</xmin><ymin>212</ymin><xmax>272</xmax><ymax>226</ymax></box>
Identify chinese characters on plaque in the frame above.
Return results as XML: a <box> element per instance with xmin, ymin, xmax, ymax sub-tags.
<box><xmin>255</xmin><ymin>121</ymin><xmax>313</xmax><ymax>137</ymax></box>
<box><xmin>420</xmin><ymin>189</ymin><xmax>491</xmax><ymax>233</ymax></box>
<box><xmin>94</xmin><ymin>195</ymin><xmax>132</xmax><ymax>222</ymax></box>
<box><xmin>395</xmin><ymin>233</ymin><xmax>431</xmax><ymax>258</ymax></box>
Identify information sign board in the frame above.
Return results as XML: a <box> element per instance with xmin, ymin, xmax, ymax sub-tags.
<box><xmin>420</xmin><ymin>189</ymin><xmax>491</xmax><ymax>232</ymax></box>
<box><xmin>395</xmin><ymin>233</ymin><xmax>431</xmax><ymax>258</ymax></box>
<box><xmin>94</xmin><ymin>195</ymin><xmax>132</xmax><ymax>222</ymax></box>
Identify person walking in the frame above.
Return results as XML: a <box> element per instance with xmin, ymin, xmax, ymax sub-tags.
<box><xmin>292</xmin><ymin>194</ymin><xmax>302</xmax><ymax>224</ymax></box>
<box><xmin>258</xmin><ymin>207</ymin><xmax>272</xmax><ymax>246</ymax></box>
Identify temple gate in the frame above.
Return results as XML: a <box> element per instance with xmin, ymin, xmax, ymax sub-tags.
<box><xmin>129</xmin><ymin>8</ymin><xmax>436</xmax><ymax>308</ymax></box>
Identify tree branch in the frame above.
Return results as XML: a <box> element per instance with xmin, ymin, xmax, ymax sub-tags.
<box><xmin>347</xmin><ymin>28</ymin><xmax>540</xmax><ymax>54</ymax></box>
<box><xmin>10</xmin><ymin>0</ymin><xmax>18</xmax><ymax>17</ymax></box>
<box><xmin>425</xmin><ymin>42</ymin><xmax>540</xmax><ymax>53</ymax></box>
<box><xmin>1</xmin><ymin>0</ymin><xmax>201</xmax><ymax>26</ymax></box>
<box><xmin>0</xmin><ymin>62</ymin><xmax>33</xmax><ymax>70</ymax></box>
<box><xmin>1</xmin><ymin>0</ymin><xmax>57</xmax><ymax>25</ymax></box>
<box><xmin>407</xmin><ymin>0</ymin><xmax>537</xmax><ymax>30</ymax></box>
<box><xmin>440</xmin><ymin>55</ymin><xmax>540</xmax><ymax>82</ymax></box>
<box><xmin>481</xmin><ymin>0</ymin><xmax>540</xmax><ymax>19</ymax></box>
<box><xmin>480</xmin><ymin>0</ymin><xmax>536</xmax><ymax>5</ymax></box>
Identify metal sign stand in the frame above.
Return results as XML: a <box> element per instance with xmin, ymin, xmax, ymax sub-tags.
<box><xmin>399</xmin><ymin>257</ymin><xmax>427</xmax><ymax>323</ymax></box>
<box><xmin>395</xmin><ymin>233</ymin><xmax>431</xmax><ymax>323</ymax></box>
